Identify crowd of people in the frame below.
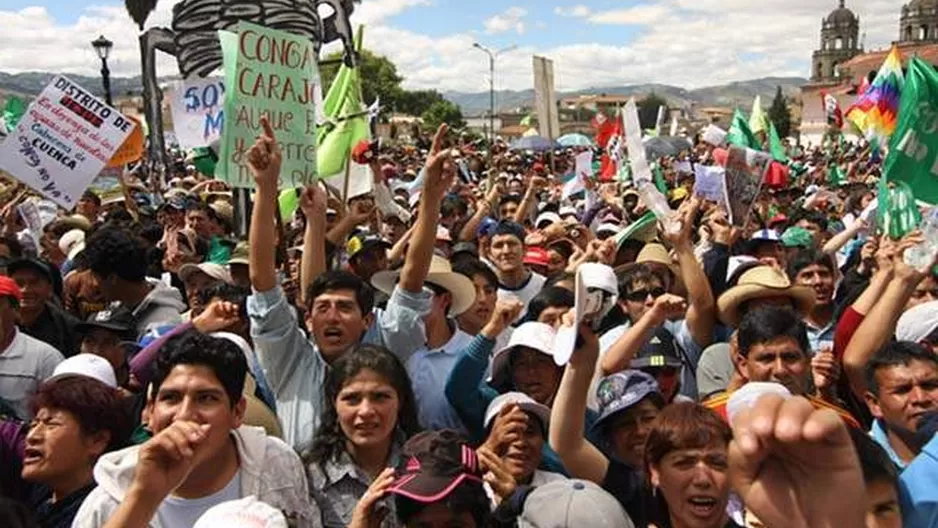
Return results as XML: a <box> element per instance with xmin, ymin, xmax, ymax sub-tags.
<box><xmin>0</xmin><ymin>113</ymin><xmax>935</xmax><ymax>528</ymax></box>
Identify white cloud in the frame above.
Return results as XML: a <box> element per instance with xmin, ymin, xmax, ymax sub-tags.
<box><xmin>554</xmin><ymin>5</ymin><xmax>591</xmax><ymax>18</ymax></box>
<box><xmin>586</xmin><ymin>5</ymin><xmax>671</xmax><ymax>25</ymax></box>
<box><xmin>0</xmin><ymin>0</ymin><xmax>912</xmax><ymax>97</ymax></box>
<box><xmin>484</xmin><ymin>7</ymin><xmax>528</xmax><ymax>35</ymax></box>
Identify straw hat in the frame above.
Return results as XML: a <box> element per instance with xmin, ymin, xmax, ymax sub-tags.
<box><xmin>371</xmin><ymin>255</ymin><xmax>476</xmax><ymax>316</ymax></box>
<box><xmin>717</xmin><ymin>266</ymin><xmax>815</xmax><ymax>327</ymax></box>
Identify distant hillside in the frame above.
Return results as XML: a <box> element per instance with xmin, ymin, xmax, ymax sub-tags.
<box><xmin>443</xmin><ymin>76</ymin><xmax>808</xmax><ymax>115</ymax></box>
<box><xmin>0</xmin><ymin>70</ymin><xmax>807</xmax><ymax>116</ymax></box>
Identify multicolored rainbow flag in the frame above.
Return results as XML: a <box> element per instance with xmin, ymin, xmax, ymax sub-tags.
<box><xmin>846</xmin><ymin>45</ymin><xmax>904</xmax><ymax>148</ymax></box>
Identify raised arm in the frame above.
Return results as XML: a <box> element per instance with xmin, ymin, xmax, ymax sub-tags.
<box><xmin>822</xmin><ymin>218</ymin><xmax>866</xmax><ymax>255</ymax></box>
<box><xmin>843</xmin><ymin>235</ymin><xmax>927</xmax><ymax>398</ymax></box>
<box><xmin>549</xmin><ymin>318</ymin><xmax>609</xmax><ymax>484</ymax></box>
<box><xmin>298</xmin><ymin>184</ymin><xmax>327</xmax><ymax>306</ymax></box>
<box><xmin>513</xmin><ymin>176</ymin><xmax>543</xmax><ymax>224</ymax></box>
<box><xmin>247</xmin><ymin>117</ymin><xmax>282</xmax><ymax>293</ymax></box>
<box><xmin>459</xmin><ymin>183</ymin><xmax>499</xmax><ymax>242</ymax></box>
<box><xmin>664</xmin><ymin>197</ymin><xmax>716</xmax><ymax>348</ymax></box>
<box><xmin>399</xmin><ymin>124</ymin><xmax>454</xmax><ymax>293</ymax></box>
<box><xmin>600</xmin><ymin>294</ymin><xmax>687</xmax><ymax>375</ymax></box>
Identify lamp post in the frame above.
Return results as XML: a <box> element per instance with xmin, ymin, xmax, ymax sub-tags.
<box><xmin>91</xmin><ymin>35</ymin><xmax>114</xmax><ymax>106</ymax></box>
<box><xmin>472</xmin><ymin>42</ymin><xmax>516</xmax><ymax>144</ymax></box>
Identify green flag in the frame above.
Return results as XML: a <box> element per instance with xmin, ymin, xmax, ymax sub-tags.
<box><xmin>727</xmin><ymin>109</ymin><xmax>759</xmax><ymax>149</ymax></box>
<box><xmin>883</xmin><ymin>56</ymin><xmax>938</xmax><ymax>205</ymax></box>
<box><xmin>317</xmin><ymin>26</ymin><xmax>370</xmax><ymax>179</ymax></box>
<box><xmin>749</xmin><ymin>95</ymin><xmax>768</xmax><ymax>135</ymax></box>
<box><xmin>768</xmin><ymin>122</ymin><xmax>787</xmax><ymax>163</ymax></box>
<box><xmin>0</xmin><ymin>96</ymin><xmax>26</xmax><ymax>134</ymax></box>
<box><xmin>653</xmin><ymin>163</ymin><xmax>667</xmax><ymax>194</ymax></box>
<box><xmin>828</xmin><ymin>163</ymin><xmax>845</xmax><ymax>187</ymax></box>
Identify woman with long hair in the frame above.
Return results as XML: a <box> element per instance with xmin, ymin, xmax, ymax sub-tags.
<box><xmin>305</xmin><ymin>345</ymin><xmax>421</xmax><ymax>528</ymax></box>
<box><xmin>644</xmin><ymin>402</ymin><xmax>738</xmax><ymax>528</ymax></box>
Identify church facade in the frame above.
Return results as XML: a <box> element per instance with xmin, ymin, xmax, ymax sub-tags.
<box><xmin>800</xmin><ymin>0</ymin><xmax>938</xmax><ymax>144</ymax></box>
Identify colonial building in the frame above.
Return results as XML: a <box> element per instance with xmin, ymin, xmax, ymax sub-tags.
<box><xmin>801</xmin><ymin>0</ymin><xmax>938</xmax><ymax>144</ymax></box>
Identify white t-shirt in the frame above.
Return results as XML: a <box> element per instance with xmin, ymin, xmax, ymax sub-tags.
<box><xmin>497</xmin><ymin>272</ymin><xmax>546</xmax><ymax>319</ymax></box>
<box><xmin>157</xmin><ymin>469</ymin><xmax>242</xmax><ymax>527</ymax></box>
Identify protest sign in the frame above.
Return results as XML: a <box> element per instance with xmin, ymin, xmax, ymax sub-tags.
<box><xmin>0</xmin><ymin>75</ymin><xmax>134</xmax><ymax>208</ymax></box>
<box><xmin>563</xmin><ymin>150</ymin><xmax>592</xmax><ymax>199</ymax></box>
<box><xmin>217</xmin><ymin>22</ymin><xmax>320</xmax><ymax>189</ymax></box>
<box><xmin>623</xmin><ymin>99</ymin><xmax>652</xmax><ymax>187</ymax></box>
<box><xmin>693</xmin><ymin>164</ymin><xmax>729</xmax><ymax>206</ymax></box>
<box><xmin>16</xmin><ymin>199</ymin><xmax>42</xmax><ymax>249</ymax></box>
<box><xmin>107</xmin><ymin>115</ymin><xmax>144</xmax><ymax>167</ymax></box>
<box><xmin>169</xmin><ymin>77</ymin><xmax>226</xmax><ymax>150</ymax></box>
<box><xmin>701</xmin><ymin>124</ymin><xmax>727</xmax><ymax>147</ymax></box>
<box><xmin>724</xmin><ymin>146</ymin><xmax>771</xmax><ymax>226</ymax></box>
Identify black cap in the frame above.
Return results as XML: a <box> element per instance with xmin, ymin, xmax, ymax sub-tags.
<box><xmin>7</xmin><ymin>258</ymin><xmax>55</xmax><ymax>284</ymax></box>
<box><xmin>76</xmin><ymin>307</ymin><xmax>136</xmax><ymax>337</ymax></box>
<box><xmin>631</xmin><ymin>327</ymin><xmax>683</xmax><ymax>369</ymax></box>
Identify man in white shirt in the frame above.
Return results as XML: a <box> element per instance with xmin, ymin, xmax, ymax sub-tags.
<box><xmin>73</xmin><ymin>330</ymin><xmax>315</xmax><ymax>527</ymax></box>
<box><xmin>490</xmin><ymin>221</ymin><xmax>546</xmax><ymax>318</ymax></box>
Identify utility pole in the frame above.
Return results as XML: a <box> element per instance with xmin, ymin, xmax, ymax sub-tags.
<box><xmin>472</xmin><ymin>42</ymin><xmax>517</xmax><ymax>144</ymax></box>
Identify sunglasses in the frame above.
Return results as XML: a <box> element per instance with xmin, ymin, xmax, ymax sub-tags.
<box><xmin>625</xmin><ymin>287</ymin><xmax>666</xmax><ymax>302</ymax></box>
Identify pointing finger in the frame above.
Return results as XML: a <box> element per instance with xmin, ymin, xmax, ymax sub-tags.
<box><xmin>260</xmin><ymin>115</ymin><xmax>276</xmax><ymax>140</ymax></box>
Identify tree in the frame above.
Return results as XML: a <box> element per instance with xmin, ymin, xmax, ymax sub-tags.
<box><xmin>637</xmin><ymin>93</ymin><xmax>669</xmax><ymax>132</ymax></box>
<box><xmin>397</xmin><ymin>89</ymin><xmax>447</xmax><ymax>117</ymax></box>
<box><xmin>319</xmin><ymin>48</ymin><xmax>404</xmax><ymax>112</ymax></box>
<box><xmin>768</xmin><ymin>85</ymin><xmax>793</xmax><ymax>139</ymax></box>
<box><xmin>421</xmin><ymin>100</ymin><xmax>465</xmax><ymax>130</ymax></box>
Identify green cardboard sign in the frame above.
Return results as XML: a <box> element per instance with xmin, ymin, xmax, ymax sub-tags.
<box><xmin>217</xmin><ymin>21</ymin><xmax>320</xmax><ymax>189</ymax></box>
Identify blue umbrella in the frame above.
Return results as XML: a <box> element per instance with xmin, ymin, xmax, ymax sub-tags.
<box><xmin>509</xmin><ymin>135</ymin><xmax>559</xmax><ymax>152</ymax></box>
<box><xmin>557</xmin><ymin>133</ymin><xmax>594</xmax><ymax>147</ymax></box>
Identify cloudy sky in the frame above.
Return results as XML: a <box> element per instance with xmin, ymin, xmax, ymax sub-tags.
<box><xmin>0</xmin><ymin>0</ymin><xmax>907</xmax><ymax>93</ymax></box>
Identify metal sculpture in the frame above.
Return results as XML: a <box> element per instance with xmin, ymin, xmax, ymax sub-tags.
<box><xmin>125</xmin><ymin>0</ymin><xmax>358</xmax><ymax>178</ymax></box>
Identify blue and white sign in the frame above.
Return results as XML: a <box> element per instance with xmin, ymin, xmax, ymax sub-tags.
<box><xmin>169</xmin><ymin>77</ymin><xmax>225</xmax><ymax>150</ymax></box>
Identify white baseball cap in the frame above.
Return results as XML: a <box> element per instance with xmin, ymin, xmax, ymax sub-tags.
<box><xmin>193</xmin><ymin>496</ymin><xmax>288</xmax><ymax>528</ymax></box>
<box><xmin>51</xmin><ymin>354</ymin><xmax>117</xmax><ymax>388</ymax></box>
<box><xmin>896</xmin><ymin>301</ymin><xmax>938</xmax><ymax>344</ymax></box>
<box><xmin>484</xmin><ymin>392</ymin><xmax>551</xmax><ymax>432</ymax></box>
<box><xmin>489</xmin><ymin>322</ymin><xmax>557</xmax><ymax>392</ymax></box>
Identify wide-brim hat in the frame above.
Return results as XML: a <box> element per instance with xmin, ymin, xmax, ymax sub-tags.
<box><xmin>371</xmin><ymin>255</ymin><xmax>476</xmax><ymax>316</ymax></box>
<box><xmin>717</xmin><ymin>266</ymin><xmax>815</xmax><ymax>327</ymax></box>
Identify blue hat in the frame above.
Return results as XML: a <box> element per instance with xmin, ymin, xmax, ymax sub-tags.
<box><xmin>477</xmin><ymin>217</ymin><xmax>498</xmax><ymax>237</ymax></box>
<box><xmin>592</xmin><ymin>370</ymin><xmax>662</xmax><ymax>432</ymax></box>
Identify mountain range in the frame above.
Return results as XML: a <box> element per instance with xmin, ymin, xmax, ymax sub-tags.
<box><xmin>0</xmin><ymin>70</ymin><xmax>808</xmax><ymax>115</ymax></box>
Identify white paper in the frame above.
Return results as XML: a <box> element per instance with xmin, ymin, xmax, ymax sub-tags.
<box><xmin>674</xmin><ymin>160</ymin><xmax>692</xmax><ymax>174</ymax></box>
<box><xmin>16</xmin><ymin>200</ymin><xmax>41</xmax><ymax>248</ymax></box>
<box><xmin>169</xmin><ymin>77</ymin><xmax>226</xmax><ymax>150</ymax></box>
<box><xmin>702</xmin><ymin>124</ymin><xmax>728</xmax><ymax>147</ymax></box>
<box><xmin>564</xmin><ymin>151</ymin><xmax>592</xmax><ymax>199</ymax></box>
<box><xmin>0</xmin><ymin>75</ymin><xmax>134</xmax><ymax>208</ymax></box>
<box><xmin>693</xmin><ymin>165</ymin><xmax>729</xmax><ymax>203</ymax></box>
<box><xmin>623</xmin><ymin>99</ymin><xmax>652</xmax><ymax>187</ymax></box>
<box><xmin>327</xmin><ymin>161</ymin><xmax>374</xmax><ymax>200</ymax></box>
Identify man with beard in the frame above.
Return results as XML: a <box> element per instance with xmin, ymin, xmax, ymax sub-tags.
<box><xmin>787</xmin><ymin>249</ymin><xmax>838</xmax><ymax>353</ymax></box>
<box><xmin>704</xmin><ymin>305</ymin><xmax>859</xmax><ymax>427</ymax></box>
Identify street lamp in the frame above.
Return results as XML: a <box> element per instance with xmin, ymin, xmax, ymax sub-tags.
<box><xmin>91</xmin><ymin>35</ymin><xmax>114</xmax><ymax>106</ymax></box>
<box><xmin>472</xmin><ymin>42</ymin><xmax>516</xmax><ymax>144</ymax></box>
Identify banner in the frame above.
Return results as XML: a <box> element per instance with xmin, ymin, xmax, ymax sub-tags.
<box><xmin>701</xmin><ymin>124</ymin><xmax>727</xmax><ymax>147</ymax></box>
<box><xmin>563</xmin><ymin>150</ymin><xmax>592</xmax><ymax>199</ymax></box>
<box><xmin>107</xmin><ymin>115</ymin><xmax>145</xmax><ymax>167</ymax></box>
<box><xmin>532</xmin><ymin>56</ymin><xmax>561</xmax><ymax>140</ymax></box>
<box><xmin>693</xmin><ymin>164</ymin><xmax>729</xmax><ymax>205</ymax></box>
<box><xmin>0</xmin><ymin>75</ymin><xmax>134</xmax><ymax>208</ymax></box>
<box><xmin>724</xmin><ymin>146</ymin><xmax>771</xmax><ymax>226</ymax></box>
<box><xmin>217</xmin><ymin>21</ymin><xmax>320</xmax><ymax>189</ymax></box>
<box><xmin>623</xmin><ymin>99</ymin><xmax>651</xmax><ymax>187</ymax></box>
<box><xmin>883</xmin><ymin>57</ymin><xmax>938</xmax><ymax>205</ymax></box>
<box><xmin>169</xmin><ymin>77</ymin><xmax>226</xmax><ymax>150</ymax></box>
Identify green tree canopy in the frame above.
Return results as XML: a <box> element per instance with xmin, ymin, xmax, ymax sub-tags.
<box><xmin>421</xmin><ymin>100</ymin><xmax>465</xmax><ymax>130</ymax></box>
<box><xmin>768</xmin><ymin>85</ymin><xmax>793</xmax><ymax>140</ymax></box>
<box><xmin>637</xmin><ymin>93</ymin><xmax>669</xmax><ymax>131</ymax></box>
<box><xmin>320</xmin><ymin>48</ymin><xmax>404</xmax><ymax>113</ymax></box>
